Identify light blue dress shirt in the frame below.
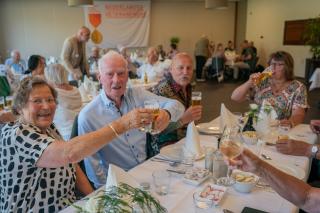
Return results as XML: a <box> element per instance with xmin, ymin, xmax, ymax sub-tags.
<box><xmin>78</xmin><ymin>87</ymin><xmax>184</xmax><ymax>188</ymax></box>
<box><xmin>5</xmin><ymin>58</ymin><xmax>26</xmax><ymax>74</ymax></box>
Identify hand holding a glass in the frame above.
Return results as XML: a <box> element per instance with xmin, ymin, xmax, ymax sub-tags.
<box><xmin>249</xmin><ymin>66</ymin><xmax>273</xmax><ymax>86</ymax></box>
<box><xmin>217</xmin><ymin>126</ymin><xmax>243</xmax><ymax>186</ymax></box>
<box><xmin>140</xmin><ymin>100</ymin><xmax>170</xmax><ymax>134</ymax></box>
<box><xmin>179</xmin><ymin>105</ymin><xmax>203</xmax><ymax>126</ymax></box>
<box><xmin>119</xmin><ymin>108</ymin><xmax>154</xmax><ymax>131</ymax></box>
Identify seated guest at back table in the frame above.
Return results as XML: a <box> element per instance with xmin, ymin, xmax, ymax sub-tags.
<box><xmin>167</xmin><ymin>43</ymin><xmax>179</xmax><ymax>60</ymax></box>
<box><xmin>225</xmin><ymin>40</ymin><xmax>235</xmax><ymax>52</ymax></box>
<box><xmin>231</xmin><ymin>51</ymin><xmax>308</xmax><ymax>126</ymax></box>
<box><xmin>151</xmin><ymin>52</ymin><xmax>202</xmax><ymax>148</ymax></box>
<box><xmin>136</xmin><ymin>47</ymin><xmax>165</xmax><ymax>82</ymax></box>
<box><xmin>119</xmin><ymin>46</ymin><xmax>137</xmax><ymax>78</ymax></box>
<box><xmin>5</xmin><ymin>50</ymin><xmax>26</xmax><ymax>74</ymax></box>
<box><xmin>157</xmin><ymin>44</ymin><xmax>166</xmax><ymax>61</ymax></box>
<box><xmin>230</xmin><ymin>40</ymin><xmax>255</xmax><ymax>80</ymax></box>
<box><xmin>24</xmin><ymin>54</ymin><xmax>46</xmax><ymax>77</ymax></box>
<box><xmin>45</xmin><ymin>63</ymin><xmax>82</xmax><ymax>141</ymax></box>
<box><xmin>78</xmin><ymin>51</ymin><xmax>184</xmax><ymax>188</ymax></box>
<box><xmin>230</xmin><ymin>149</ymin><xmax>320</xmax><ymax>212</ymax></box>
<box><xmin>0</xmin><ymin>76</ymin><xmax>155</xmax><ymax>212</ymax></box>
<box><xmin>88</xmin><ymin>46</ymin><xmax>101</xmax><ymax>81</ymax></box>
<box><xmin>204</xmin><ymin>43</ymin><xmax>225</xmax><ymax>69</ymax></box>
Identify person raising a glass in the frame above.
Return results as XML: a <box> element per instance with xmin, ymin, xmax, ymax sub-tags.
<box><xmin>231</xmin><ymin>51</ymin><xmax>308</xmax><ymax>127</ymax></box>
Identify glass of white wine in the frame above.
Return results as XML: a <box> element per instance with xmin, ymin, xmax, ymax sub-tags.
<box><xmin>140</xmin><ymin>99</ymin><xmax>160</xmax><ymax>135</ymax></box>
<box><xmin>217</xmin><ymin>125</ymin><xmax>243</xmax><ymax>186</ymax></box>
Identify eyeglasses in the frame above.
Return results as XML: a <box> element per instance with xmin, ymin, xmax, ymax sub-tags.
<box><xmin>29</xmin><ymin>97</ymin><xmax>56</xmax><ymax>105</ymax></box>
<box><xmin>270</xmin><ymin>62</ymin><xmax>285</xmax><ymax>67</ymax></box>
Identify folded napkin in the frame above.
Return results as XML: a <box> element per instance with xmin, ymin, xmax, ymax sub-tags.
<box><xmin>256</xmin><ymin>100</ymin><xmax>278</xmax><ymax>137</ymax></box>
<box><xmin>219</xmin><ymin>103</ymin><xmax>238</xmax><ymax>130</ymax></box>
<box><xmin>183</xmin><ymin>121</ymin><xmax>202</xmax><ymax>157</ymax></box>
<box><xmin>78</xmin><ymin>84</ymin><xmax>90</xmax><ymax>102</ymax></box>
<box><xmin>105</xmin><ymin>164</ymin><xmax>139</xmax><ymax>190</ymax></box>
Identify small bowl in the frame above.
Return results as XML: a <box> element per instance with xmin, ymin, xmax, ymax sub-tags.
<box><xmin>232</xmin><ymin>170</ymin><xmax>259</xmax><ymax>193</ymax></box>
<box><xmin>241</xmin><ymin>131</ymin><xmax>258</xmax><ymax>145</ymax></box>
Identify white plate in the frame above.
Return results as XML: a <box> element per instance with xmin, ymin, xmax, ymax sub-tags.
<box><xmin>196</xmin><ymin>123</ymin><xmax>221</xmax><ymax>135</ymax></box>
<box><xmin>194</xmin><ymin>184</ymin><xmax>227</xmax><ymax>206</ymax></box>
<box><xmin>160</xmin><ymin>143</ymin><xmax>205</xmax><ymax>161</ymax></box>
<box><xmin>271</xmin><ymin>163</ymin><xmax>305</xmax><ymax>180</ymax></box>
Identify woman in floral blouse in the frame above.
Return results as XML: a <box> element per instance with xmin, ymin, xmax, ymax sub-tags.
<box><xmin>231</xmin><ymin>51</ymin><xmax>308</xmax><ymax>126</ymax></box>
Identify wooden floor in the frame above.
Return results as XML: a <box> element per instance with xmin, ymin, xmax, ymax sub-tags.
<box><xmin>194</xmin><ymin>79</ymin><xmax>320</xmax><ymax>124</ymax></box>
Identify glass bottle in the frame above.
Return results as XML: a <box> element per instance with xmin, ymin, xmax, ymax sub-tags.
<box><xmin>144</xmin><ymin>71</ymin><xmax>148</xmax><ymax>84</ymax></box>
<box><xmin>242</xmin><ymin>113</ymin><xmax>256</xmax><ymax>132</ymax></box>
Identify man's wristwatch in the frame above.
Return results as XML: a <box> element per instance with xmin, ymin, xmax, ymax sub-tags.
<box><xmin>311</xmin><ymin>145</ymin><xmax>319</xmax><ymax>158</ymax></box>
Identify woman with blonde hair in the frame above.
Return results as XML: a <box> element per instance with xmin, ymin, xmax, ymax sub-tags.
<box><xmin>45</xmin><ymin>63</ymin><xmax>82</xmax><ymax>140</ymax></box>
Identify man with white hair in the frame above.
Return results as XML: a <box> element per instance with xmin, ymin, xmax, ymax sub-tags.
<box><xmin>78</xmin><ymin>51</ymin><xmax>184</xmax><ymax>188</ymax></box>
<box><xmin>5</xmin><ymin>50</ymin><xmax>26</xmax><ymax>74</ymax></box>
<box><xmin>136</xmin><ymin>47</ymin><xmax>165</xmax><ymax>82</ymax></box>
<box><xmin>61</xmin><ymin>26</ymin><xmax>91</xmax><ymax>84</ymax></box>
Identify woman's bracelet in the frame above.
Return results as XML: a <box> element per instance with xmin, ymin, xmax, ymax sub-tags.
<box><xmin>109</xmin><ymin>123</ymin><xmax>120</xmax><ymax>138</ymax></box>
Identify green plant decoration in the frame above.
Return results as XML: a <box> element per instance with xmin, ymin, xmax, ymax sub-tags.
<box><xmin>73</xmin><ymin>183</ymin><xmax>167</xmax><ymax>213</ymax></box>
<box><xmin>170</xmin><ymin>37</ymin><xmax>180</xmax><ymax>45</ymax></box>
<box><xmin>303</xmin><ymin>15</ymin><xmax>320</xmax><ymax>58</ymax></box>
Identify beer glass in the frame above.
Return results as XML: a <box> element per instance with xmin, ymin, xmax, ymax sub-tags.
<box><xmin>192</xmin><ymin>91</ymin><xmax>202</xmax><ymax>106</ymax></box>
<box><xmin>141</xmin><ymin>100</ymin><xmax>160</xmax><ymax>134</ymax></box>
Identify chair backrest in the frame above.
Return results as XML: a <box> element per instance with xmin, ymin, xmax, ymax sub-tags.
<box><xmin>211</xmin><ymin>57</ymin><xmax>224</xmax><ymax>71</ymax></box>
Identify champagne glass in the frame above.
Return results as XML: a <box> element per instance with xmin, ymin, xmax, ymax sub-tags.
<box><xmin>217</xmin><ymin>125</ymin><xmax>243</xmax><ymax>186</ymax></box>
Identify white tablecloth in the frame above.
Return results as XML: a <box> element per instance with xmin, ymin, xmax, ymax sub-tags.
<box><xmin>309</xmin><ymin>67</ymin><xmax>320</xmax><ymax>91</ymax></box>
<box><xmin>60</xmin><ymin>122</ymin><xmax>317</xmax><ymax>213</ymax></box>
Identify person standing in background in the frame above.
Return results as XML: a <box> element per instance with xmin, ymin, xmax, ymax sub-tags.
<box><xmin>61</xmin><ymin>26</ymin><xmax>91</xmax><ymax>86</ymax></box>
<box><xmin>194</xmin><ymin>35</ymin><xmax>209</xmax><ymax>82</ymax></box>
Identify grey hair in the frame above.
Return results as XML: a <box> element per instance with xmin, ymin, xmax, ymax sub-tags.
<box><xmin>45</xmin><ymin>63</ymin><xmax>69</xmax><ymax>85</ymax></box>
<box><xmin>12</xmin><ymin>76</ymin><xmax>57</xmax><ymax>115</ymax></box>
<box><xmin>98</xmin><ymin>50</ymin><xmax>128</xmax><ymax>74</ymax></box>
<box><xmin>11</xmin><ymin>50</ymin><xmax>20</xmax><ymax>57</ymax></box>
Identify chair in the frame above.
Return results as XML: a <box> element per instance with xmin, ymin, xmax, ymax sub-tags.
<box><xmin>205</xmin><ymin>57</ymin><xmax>225</xmax><ymax>82</ymax></box>
<box><xmin>70</xmin><ymin>115</ymin><xmax>95</xmax><ymax>189</ymax></box>
<box><xmin>240</xmin><ymin>56</ymin><xmax>259</xmax><ymax>80</ymax></box>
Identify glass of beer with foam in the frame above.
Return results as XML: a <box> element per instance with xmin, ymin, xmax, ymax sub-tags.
<box><xmin>191</xmin><ymin>91</ymin><xmax>202</xmax><ymax>106</ymax></box>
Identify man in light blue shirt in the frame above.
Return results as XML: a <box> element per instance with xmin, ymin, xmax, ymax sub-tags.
<box><xmin>78</xmin><ymin>51</ymin><xmax>184</xmax><ymax>188</ymax></box>
<box><xmin>5</xmin><ymin>50</ymin><xmax>26</xmax><ymax>74</ymax></box>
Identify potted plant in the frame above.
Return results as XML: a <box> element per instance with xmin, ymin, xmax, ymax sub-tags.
<box><xmin>170</xmin><ymin>36</ymin><xmax>180</xmax><ymax>45</ymax></box>
<box><xmin>304</xmin><ymin>15</ymin><xmax>320</xmax><ymax>58</ymax></box>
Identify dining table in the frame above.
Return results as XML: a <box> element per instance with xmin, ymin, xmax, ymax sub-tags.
<box><xmin>60</xmin><ymin>117</ymin><xmax>318</xmax><ymax>213</ymax></box>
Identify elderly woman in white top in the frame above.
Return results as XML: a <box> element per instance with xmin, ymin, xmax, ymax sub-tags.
<box><xmin>45</xmin><ymin>63</ymin><xmax>82</xmax><ymax>140</ymax></box>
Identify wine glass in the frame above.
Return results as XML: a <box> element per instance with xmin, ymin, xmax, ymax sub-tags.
<box><xmin>217</xmin><ymin>125</ymin><xmax>243</xmax><ymax>186</ymax></box>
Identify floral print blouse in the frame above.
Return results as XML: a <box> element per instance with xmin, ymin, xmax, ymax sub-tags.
<box><xmin>253</xmin><ymin>79</ymin><xmax>308</xmax><ymax>120</ymax></box>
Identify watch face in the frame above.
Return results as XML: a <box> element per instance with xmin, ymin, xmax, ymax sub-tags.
<box><xmin>312</xmin><ymin>146</ymin><xmax>318</xmax><ymax>153</ymax></box>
